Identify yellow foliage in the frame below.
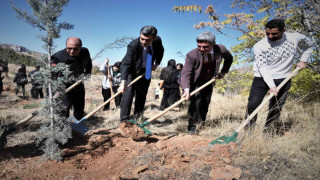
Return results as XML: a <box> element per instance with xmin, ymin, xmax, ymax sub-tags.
<box><xmin>238</xmin><ymin>34</ymin><xmax>248</xmax><ymax>40</ymax></box>
<box><xmin>248</xmin><ymin>31</ymin><xmax>255</xmax><ymax>37</ymax></box>
<box><xmin>172</xmin><ymin>5</ymin><xmax>202</xmax><ymax>13</ymax></box>
<box><xmin>247</xmin><ymin>24</ymin><xmax>259</xmax><ymax>30</ymax></box>
<box><xmin>244</xmin><ymin>14</ymin><xmax>255</xmax><ymax>18</ymax></box>
<box><xmin>257</xmin><ymin>5</ymin><xmax>272</xmax><ymax>13</ymax></box>
<box><xmin>221</xmin><ymin>18</ymin><xmax>232</xmax><ymax>25</ymax></box>
<box><xmin>275</xmin><ymin>7</ymin><xmax>284</xmax><ymax>12</ymax></box>
<box><xmin>257</xmin><ymin>15</ymin><xmax>269</xmax><ymax>26</ymax></box>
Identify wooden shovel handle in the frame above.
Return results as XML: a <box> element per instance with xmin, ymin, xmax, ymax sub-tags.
<box><xmin>106</xmin><ymin>58</ymin><xmax>116</xmax><ymax>109</ymax></box>
<box><xmin>146</xmin><ymin>78</ymin><xmax>217</xmax><ymax>124</ymax></box>
<box><xmin>14</xmin><ymin>114</ymin><xmax>37</xmax><ymax>129</ymax></box>
<box><xmin>83</xmin><ymin>75</ymin><xmax>144</xmax><ymax>119</ymax></box>
<box><xmin>65</xmin><ymin>80</ymin><xmax>83</xmax><ymax>93</ymax></box>
<box><xmin>14</xmin><ymin>80</ymin><xmax>83</xmax><ymax>128</ymax></box>
<box><xmin>106</xmin><ymin>58</ymin><xmax>115</xmax><ymax>95</ymax></box>
<box><xmin>235</xmin><ymin>67</ymin><xmax>301</xmax><ymax>133</ymax></box>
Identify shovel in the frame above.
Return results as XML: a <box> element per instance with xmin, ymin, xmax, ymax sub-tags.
<box><xmin>209</xmin><ymin>67</ymin><xmax>301</xmax><ymax>145</ymax></box>
<box><xmin>0</xmin><ymin>80</ymin><xmax>83</xmax><ymax>152</ymax></box>
<box><xmin>129</xmin><ymin>78</ymin><xmax>217</xmax><ymax>135</ymax></box>
<box><xmin>69</xmin><ymin>75</ymin><xmax>144</xmax><ymax>134</ymax></box>
<box><xmin>106</xmin><ymin>58</ymin><xmax>117</xmax><ymax>109</ymax></box>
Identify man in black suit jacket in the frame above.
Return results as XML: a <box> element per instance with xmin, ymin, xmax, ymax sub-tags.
<box><xmin>118</xmin><ymin>26</ymin><xmax>164</xmax><ymax>122</ymax></box>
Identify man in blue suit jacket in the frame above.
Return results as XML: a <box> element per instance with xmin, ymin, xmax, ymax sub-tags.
<box><xmin>118</xmin><ymin>26</ymin><xmax>164</xmax><ymax>123</ymax></box>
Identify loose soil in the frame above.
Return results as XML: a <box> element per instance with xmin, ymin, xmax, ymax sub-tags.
<box><xmin>1</xmin><ymin>130</ymin><xmax>249</xmax><ymax>180</ymax></box>
<box><xmin>118</xmin><ymin>121</ymin><xmax>148</xmax><ymax>140</ymax></box>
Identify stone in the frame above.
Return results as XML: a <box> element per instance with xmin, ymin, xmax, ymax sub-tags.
<box><xmin>210</xmin><ymin>165</ymin><xmax>242</xmax><ymax>180</ymax></box>
<box><xmin>132</xmin><ymin>165</ymin><xmax>148</xmax><ymax>176</ymax></box>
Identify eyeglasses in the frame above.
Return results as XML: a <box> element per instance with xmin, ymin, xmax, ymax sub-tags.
<box><xmin>67</xmin><ymin>47</ymin><xmax>80</xmax><ymax>51</ymax></box>
<box><xmin>198</xmin><ymin>45</ymin><xmax>209</xmax><ymax>49</ymax></box>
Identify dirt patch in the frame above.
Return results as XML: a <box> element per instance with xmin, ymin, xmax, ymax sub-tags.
<box><xmin>0</xmin><ymin>130</ymin><xmax>252</xmax><ymax>179</ymax></box>
<box><xmin>119</xmin><ymin>121</ymin><xmax>148</xmax><ymax>140</ymax></box>
<box><xmin>3</xmin><ymin>85</ymin><xmax>14</xmax><ymax>92</ymax></box>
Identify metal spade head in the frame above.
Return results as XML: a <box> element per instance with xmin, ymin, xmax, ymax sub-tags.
<box><xmin>68</xmin><ymin>116</ymin><xmax>89</xmax><ymax>134</ymax></box>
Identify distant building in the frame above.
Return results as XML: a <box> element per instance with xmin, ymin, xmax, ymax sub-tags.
<box><xmin>14</xmin><ymin>45</ymin><xmax>27</xmax><ymax>52</ymax></box>
<box><xmin>0</xmin><ymin>43</ymin><xmax>29</xmax><ymax>52</ymax></box>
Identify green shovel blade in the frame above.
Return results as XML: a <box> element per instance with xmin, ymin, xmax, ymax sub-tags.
<box><xmin>128</xmin><ymin>119</ymin><xmax>152</xmax><ymax>135</ymax></box>
<box><xmin>209</xmin><ymin>132</ymin><xmax>238</xmax><ymax>145</ymax></box>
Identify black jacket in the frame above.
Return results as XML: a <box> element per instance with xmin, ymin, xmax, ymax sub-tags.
<box><xmin>160</xmin><ymin>67</ymin><xmax>179</xmax><ymax>89</ymax></box>
<box><xmin>51</xmin><ymin>47</ymin><xmax>92</xmax><ymax>91</ymax></box>
<box><xmin>14</xmin><ymin>69</ymin><xmax>28</xmax><ymax>85</ymax></box>
<box><xmin>120</xmin><ymin>36</ymin><xmax>164</xmax><ymax>80</ymax></box>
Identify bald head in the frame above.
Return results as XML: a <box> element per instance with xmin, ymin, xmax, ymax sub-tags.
<box><xmin>66</xmin><ymin>37</ymin><xmax>82</xmax><ymax>57</ymax></box>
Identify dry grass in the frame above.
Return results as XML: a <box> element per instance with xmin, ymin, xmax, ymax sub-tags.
<box><xmin>234</xmin><ymin>105</ymin><xmax>320</xmax><ymax>179</ymax></box>
<box><xmin>0</xmin><ymin>108</ymin><xmax>44</xmax><ymax>147</ymax></box>
<box><xmin>197</xmin><ymin>93</ymin><xmax>320</xmax><ymax>179</ymax></box>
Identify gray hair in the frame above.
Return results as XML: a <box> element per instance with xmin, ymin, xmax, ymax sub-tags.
<box><xmin>140</xmin><ymin>26</ymin><xmax>158</xmax><ymax>38</ymax></box>
<box><xmin>196</xmin><ymin>32</ymin><xmax>216</xmax><ymax>45</ymax></box>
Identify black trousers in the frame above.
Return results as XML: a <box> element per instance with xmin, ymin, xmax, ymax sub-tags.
<box><xmin>120</xmin><ymin>77</ymin><xmax>151</xmax><ymax>121</ymax></box>
<box><xmin>15</xmin><ymin>83</ymin><xmax>26</xmax><ymax>97</ymax></box>
<box><xmin>0</xmin><ymin>80</ymin><xmax>3</xmax><ymax>94</ymax></box>
<box><xmin>101</xmin><ymin>87</ymin><xmax>122</xmax><ymax>110</ymax></box>
<box><xmin>30</xmin><ymin>84</ymin><xmax>43</xmax><ymax>99</ymax></box>
<box><xmin>160</xmin><ymin>88</ymin><xmax>180</xmax><ymax>110</ymax></box>
<box><xmin>246</xmin><ymin>77</ymin><xmax>291</xmax><ymax>127</ymax></box>
<box><xmin>187</xmin><ymin>81</ymin><xmax>213</xmax><ymax>131</ymax></box>
<box><xmin>60</xmin><ymin>88</ymin><xmax>85</xmax><ymax>120</ymax></box>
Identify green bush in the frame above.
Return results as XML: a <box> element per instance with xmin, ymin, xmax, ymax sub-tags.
<box><xmin>290</xmin><ymin>68</ymin><xmax>320</xmax><ymax>101</ymax></box>
<box><xmin>215</xmin><ymin>68</ymin><xmax>253</xmax><ymax>97</ymax></box>
<box><xmin>0</xmin><ymin>47</ymin><xmax>38</xmax><ymax>66</ymax></box>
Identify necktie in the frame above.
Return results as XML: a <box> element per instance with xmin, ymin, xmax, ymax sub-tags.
<box><xmin>207</xmin><ymin>53</ymin><xmax>212</xmax><ymax>63</ymax></box>
<box><xmin>145</xmin><ymin>46</ymin><xmax>152</xmax><ymax>80</ymax></box>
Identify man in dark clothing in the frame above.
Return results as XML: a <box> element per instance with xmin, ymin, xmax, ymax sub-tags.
<box><xmin>0</xmin><ymin>59</ymin><xmax>9</xmax><ymax>78</ymax></box>
<box><xmin>118</xmin><ymin>26</ymin><xmax>164</xmax><ymax>123</ymax></box>
<box><xmin>13</xmin><ymin>65</ymin><xmax>28</xmax><ymax>98</ymax></box>
<box><xmin>181</xmin><ymin>32</ymin><xmax>233</xmax><ymax>134</ymax></box>
<box><xmin>0</xmin><ymin>69</ymin><xmax>4</xmax><ymax>95</ymax></box>
<box><xmin>159</xmin><ymin>59</ymin><xmax>180</xmax><ymax>110</ymax></box>
<box><xmin>51</xmin><ymin>37</ymin><xmax>92</xmax><ymax>120</ymax></box>
<box><xmin>28</xmin><ymin>65</ymin><xmax>44</xmax><ymax>99</ymax></box>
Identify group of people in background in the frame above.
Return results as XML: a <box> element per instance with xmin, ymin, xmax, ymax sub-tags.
<box><xmin>5</xmin><ymin>18</ymin><xmax>314</xmax><ymax>135</ymax></box>
<box><xmin>0</xmin><ymin>60</ymin><xmax>8</xmax><ymax>95</ymax></box>
<box><xmin>10</xmin><ymin>64</ymin><xmax>44</xmax><ymax>99</ymax></box>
